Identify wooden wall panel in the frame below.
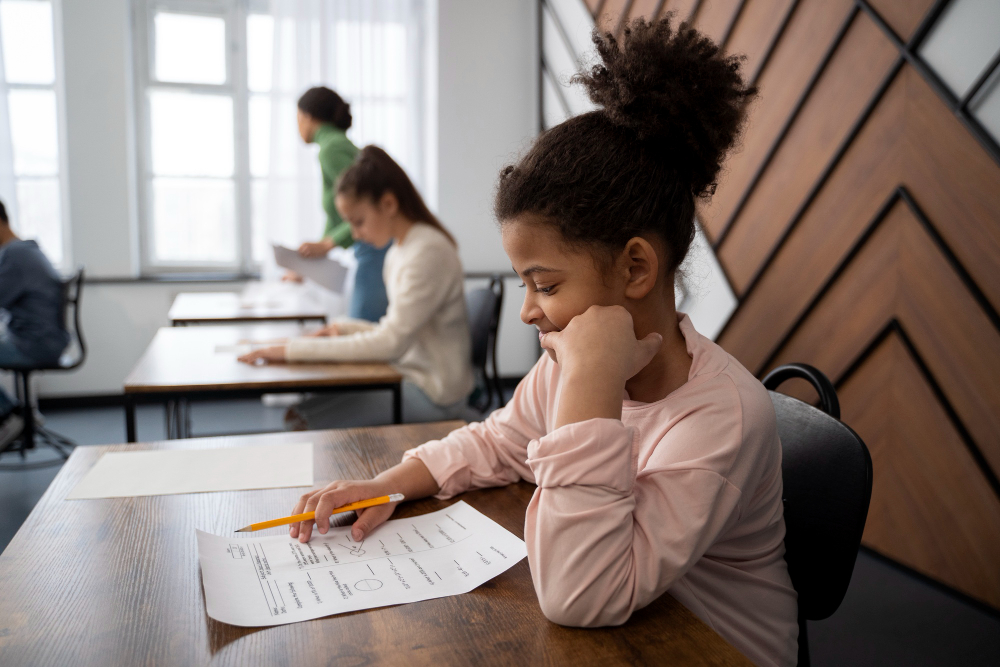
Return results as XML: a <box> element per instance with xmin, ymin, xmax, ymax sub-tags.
<box><xmin>699</xmin><ymin>0</ymin><xmax>855</xmax><ymax>240</ymax></box>
<box><xmin>867</xmin><ymin>0</ymin><xmax>936</xmax><ymax>41</ymax></box>
<box><xmin>723</xmin><ymin>0</ymin><xmax>796</xmax><ymax>80</ymax></box>
<box><xmin>718</xmin><ymin>13</ymin><xmax>898</xmax><ymax>291</ymax></box>
<box><xmin>718</xmin><ymin>70</ymin><xmax>907</xmax><ymax>368</ymax></box>
<box><xmin>627</xmin><ymin>0</ymin><xmax>665</xmax><ymax>23</ymax></box>
<box><xmin>840</xmin><ymin>335</ymin><xmax>1000</xmax><ymax>608</ymax></box>
<box><xmin>689</xmin><ymin>0</ymin><xmax>743</xmax><ymax>44</ymax></box>
<box><xmin>589</xmin><ymin>0</ymin><xmax>1000</xmax><ymax>608</ymax></box>
<box><xmin>661</xmin><ymin>0</ymin><xmax>700</xmax><ymax>22</ymax></box>
<box><xmin>766</xmin><ymin>200</ymin><xmax>1000</xmax><ymax>476</ymax></box>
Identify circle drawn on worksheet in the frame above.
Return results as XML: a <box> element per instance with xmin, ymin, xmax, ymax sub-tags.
<box><xmin>354</xmin><ymin>579</ymin><xmax>383</xmax><ymax>592</ymax></box>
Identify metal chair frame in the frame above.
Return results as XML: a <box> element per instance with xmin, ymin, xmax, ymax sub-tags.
<box><xmin>763</xmin><ymin>363</ymin><xmax>873</xmax><ymax>667</ymax></box>
<box><xmin>0</xmin><ymin>268</ymin><xmax>86</xmax><ymax>470</ymax></box>
<box><xmin>466</xmin><ymin>275</ymin><xmax>506</xmax><ymax>413</ymax></box>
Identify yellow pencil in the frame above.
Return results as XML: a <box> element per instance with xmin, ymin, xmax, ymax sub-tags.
<box><xmin>235</xmin><ymin>493</ymin><xmax>405</xmax><ymax>532</ymax></box>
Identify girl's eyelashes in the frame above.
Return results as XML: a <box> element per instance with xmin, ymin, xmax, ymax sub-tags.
<box><xmin>517</xmin><ymin>282</ymin><xmax>556</xmax><ymax>294</ymax></box>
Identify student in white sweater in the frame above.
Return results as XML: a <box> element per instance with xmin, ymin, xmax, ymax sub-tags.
<box><xmin>238</xmin><ymin>146</ymin><xmax>474</xmax><ymax>426</ymax></box>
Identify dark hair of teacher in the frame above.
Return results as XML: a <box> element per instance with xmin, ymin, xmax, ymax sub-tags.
<box><xmin>297</xmin><ymin>86</ymin><xmax>353</xmax><ymax>131</ymax></box>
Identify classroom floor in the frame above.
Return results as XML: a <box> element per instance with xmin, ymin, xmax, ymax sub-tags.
<box><xmin>1</xmin><ymin>400</ymin><xmax>998</xmax><ymax>666</ymax></box>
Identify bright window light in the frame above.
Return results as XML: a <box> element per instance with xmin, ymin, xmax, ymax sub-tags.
<box><xmin>0</xmin><ymin>0</ymin><xmax>55</xmax><ymax>84</ymax></box>
<box><xmin>8</xmin><ymin>89</ymin><xmax>59</xmax><ymax>175</ymax></box>
<box><xmin>151</xmin><ymin>178</ymin><xmax>236</xmax><ymax>263</ymax></box>
<box><xmin>149</xmin><ymin>90</ymin><xmax>234</xmax><ymax>177</ymax></box>
<box><xmin>154</xmin><ymin>12</ymin><xmax>227</xmax><ymax>85</ymax></box>
<box><xmin>246</xmin><ymin>14</ymin><xmax>274</xmax><ymax>93</ymax></box>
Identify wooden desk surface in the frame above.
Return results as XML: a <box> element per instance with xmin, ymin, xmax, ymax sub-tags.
<box><xmin>124</xmin><ymin>324</ymin><xmax>402</xmax><ymax>394</ymax></box>
<box><xmin>168</xmin><ymin>291</ymin><xmax>328</xmax><ymax>324</ymax></box>
<box><xmin>0</xmin><ymin>423</ymin><xmax>750</xmax><ymax>666</ymax></box>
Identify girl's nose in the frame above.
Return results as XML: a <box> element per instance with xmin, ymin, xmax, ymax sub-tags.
<box><xmin>520</xmin><ymin>292</ymin><xmax>542</xmax><ymax>325</ymax></box>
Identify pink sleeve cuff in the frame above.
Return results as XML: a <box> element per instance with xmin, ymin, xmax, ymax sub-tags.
<box><xmin>527</xmin><ymin>419</ymin><xmax>637</xmax><ymax>493</ymax></box>
<box><xmin>402</xmin><ymin>442</ymin><xmax>470</xmax><ymax>499</ymax></box>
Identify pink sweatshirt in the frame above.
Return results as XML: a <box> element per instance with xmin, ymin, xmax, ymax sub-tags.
<box><xmin>403</xmin><ymin>314</ymin><xmax>798</xmax><ymax>666</ymax></box>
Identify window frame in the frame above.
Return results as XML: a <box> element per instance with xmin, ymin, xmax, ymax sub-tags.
<box><xmin>132</xmin><ymin>0</ymin><xmax>253</xmax><ymax>275</ymax></box>
<box><xmin>0</xmin><ymin>0</ymin><xmax>72</xmax><ymax>270</ymax></box>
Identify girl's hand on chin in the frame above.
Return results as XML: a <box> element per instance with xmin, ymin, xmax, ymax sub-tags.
<box><xmin>541</xmin><ymin>305</ymin><xmax>662</xmax><ymax>388</ymax></box>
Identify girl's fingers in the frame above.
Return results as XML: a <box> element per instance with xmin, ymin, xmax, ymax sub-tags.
<box><xmin>289</xmin><ymin>491</ymin><xmax>312</xmax><ymax>537</ymax></box>
<box><xmin>352</xmin><ymin>504</ymin><xmax>395</xmax><ymax>542</ymax></box>
<box><xmin>634</xmin><ymin>332</ymin><xmax>664</xmax><ymax>372</ymax></box>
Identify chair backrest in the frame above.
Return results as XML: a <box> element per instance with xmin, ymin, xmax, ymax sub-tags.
<box><xmin>465</xmin><ymin>275</ymin><xmax>504</xmax><ymax>412</ymax></box>
<box><xmin>763</xmin><ymin>364</ymin><xmax>873</xmax><ymax>621</ymax></box>
<box><xmin>58</xmin><ymin>267</ymin><xmax>86</xmax><ymax>370</ymax></box>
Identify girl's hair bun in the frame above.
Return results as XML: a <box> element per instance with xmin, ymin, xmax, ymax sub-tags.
<box><xmin>573</xmin><ymin>17</ymin><xmax>755</xmax><ymax>196</ymax></box>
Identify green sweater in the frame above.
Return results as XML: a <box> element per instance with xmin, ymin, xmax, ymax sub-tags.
<box><xmin>313</xmin><ymin>124</ymin><xmax>360</xmax><ymax>247</ymax></box>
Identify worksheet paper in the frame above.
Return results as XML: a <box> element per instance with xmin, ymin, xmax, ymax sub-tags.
<box><xmin>197</xmin><ymin>501</ymin><xmax>527</xmax><ymax>627</ymax></box>
<box><xmin>272</xmin><ymin>244</ymin><xmax>348</xmax><ymax>293</ymax></box>
<box><xmin>66</xmin><ymin>442</ymin><xmax>313</xmax><ymax>500</ymax></box>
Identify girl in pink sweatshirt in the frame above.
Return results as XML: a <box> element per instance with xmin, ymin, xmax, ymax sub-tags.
<box><xmin>288</xmin><ymin>17</ymin><xmax>798</xmax><ymax>666</ymax></box>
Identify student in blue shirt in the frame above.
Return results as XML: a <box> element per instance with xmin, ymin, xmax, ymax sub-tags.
<box><xmin>0</xmin><ymin>200</ymin><xmax>69</xmax><ymax>447</ymax></box>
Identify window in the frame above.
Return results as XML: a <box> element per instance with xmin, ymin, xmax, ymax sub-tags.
<box><xmin>918</xmin><ymin>0</ymin><xmax>1000</xmax><ymax>149</ymax></box>
<box><xmin>133</xmin><ymin>0</ymin><xmax>428</xmax><ymax>274</ymax></box>
<box><xmin>0</xmin><ymin>0</ymin><xmax>67</xmax><ymax>266</ymax></box>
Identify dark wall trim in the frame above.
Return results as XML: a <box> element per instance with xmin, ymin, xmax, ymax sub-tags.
<box><xmin>85</xmin><ymin>273</ymin><xmax>260</xmax><ymax>285</ymax></box>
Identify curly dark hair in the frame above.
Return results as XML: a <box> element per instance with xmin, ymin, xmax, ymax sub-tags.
<box><xmin>494</xmin><ymin>16</ymin><xmax>755</xmax><ymax>274</ymax></box>
<box><xmin>297</xmin><ymin>86</ymin><xmax>353</xmax><ymax>131</ymax></box>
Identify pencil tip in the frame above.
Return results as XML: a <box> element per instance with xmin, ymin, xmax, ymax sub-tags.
<box><xmin>235</xmin><ymin>527</ymin><xmax>248</xmax><ymax>532</ymax></box>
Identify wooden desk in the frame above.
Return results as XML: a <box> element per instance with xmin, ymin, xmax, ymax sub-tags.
<box><xmin>168</xmin><ymin>290</ymin><xmax>328</xmax><ymax>326</ymax></box>
<box><xmin>0</xmin><ymin>423</ymin><xmax>750</xmax><ymax>666</ymax></box>
<box><xmin>123</xmin><ymin>324</ymin><xmax>402</xmax><ymax>442</ymax></box>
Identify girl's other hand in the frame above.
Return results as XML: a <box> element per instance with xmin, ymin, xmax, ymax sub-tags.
<box><xmin>281</xmin><ymin>270</ymin><xmax>304</xmax><ymax>283</ymax></box>
<box><xmin>305</xmin><ymin>323</ymin><xmax>340</xmax><ymax>338</ymax></box>
<box><xmin>290</xmin><ymin>480</ymin><xmax>396</xmax><ymax>543</ymax></box>
<box><xmin>237</xmin><ymin>345</ymin><xmax>288</xmax><ymax>365</ymax></box>
<box><xmin>541</xmin><ymin>305</ymin><xmax>662</xmax><ymax>384</ymax></box>
<box><xmin>541</xmin><ymin>306</ymin><xmax>662</xmax><ymax>428</ymax></box>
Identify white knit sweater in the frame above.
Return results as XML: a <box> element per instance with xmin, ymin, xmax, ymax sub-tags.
<box><xmin>286</xmin><ymin>223</ymin><xmax>474</xmax><ymax>406</ymax></box>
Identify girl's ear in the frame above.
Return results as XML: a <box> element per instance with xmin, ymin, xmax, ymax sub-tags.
<box><xmin>380</xmin><ymin>191</ymin><xmax>400</xmax><ymax>217</ymax></box>
<box><xmin>621</xmin><ymin>237</ymin><xmax>659</xmax><ymax>300</ymax></box>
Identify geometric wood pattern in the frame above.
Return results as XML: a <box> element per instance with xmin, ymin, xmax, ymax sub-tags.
<box><xmin>590</xmin><ymin>0</ymin><xmax>1000</xmax><ymax>608</ymax></box>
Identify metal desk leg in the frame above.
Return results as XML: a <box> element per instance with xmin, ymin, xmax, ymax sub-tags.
<box><xmin>181</xmin><ymin>399</ymin><xmax>192</xmax><ymax>438</ymax></box>
<box><xmin>392</xmin><ymin>383</ymin><xmax>403</xmax><ymax>424</ymax></box>
<box><xmin>125</xmin><ymin>396</ymin><xmax>136</xmax><ymax>443</ymax></box>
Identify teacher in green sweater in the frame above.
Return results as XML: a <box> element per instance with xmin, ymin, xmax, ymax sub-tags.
<box><xmin>294</xmin><ymin>87</ymin><xmax>389</xmax><ymax>322</ymax></box>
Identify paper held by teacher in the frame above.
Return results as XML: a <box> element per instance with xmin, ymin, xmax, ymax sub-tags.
<box><xmin>197</xmin><ymin>501</ymin><xmax>527</xmax><ymax>627</ymax></box>
<box><xmin>273</xmin><ymin>244</ymin><xmax>349</xmax><ymax>293</ymax></box>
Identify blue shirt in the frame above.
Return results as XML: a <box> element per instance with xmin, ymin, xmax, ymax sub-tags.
<box><xmin>0</xmin><ymin>239</ymin><xmax>69</xmax><ymax>363</ymax></box>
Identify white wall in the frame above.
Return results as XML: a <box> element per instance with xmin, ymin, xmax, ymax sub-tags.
<box><xmin>24</xmin><ymin>0</ymin><xmax>540</xmax><ymax>398</ymax></box>
<box><xmin>433</xmin><ymin>0</ymin><xmax>540</xmax><ymax>376</ymax></box>
<box><xmin>62</xmin><ymin>0</ymin><xmax>137</xmax><ymax>278</ymax></box>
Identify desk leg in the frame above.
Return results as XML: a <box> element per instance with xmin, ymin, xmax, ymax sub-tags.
<box><xmin>392</xmin><ymin>383</ymin><xmax>403</xmax><ymax>424</ymax></box>
<box><xmin>181</xmin><ymin>399</ymin><xmax>191</xmax><ymax>438</ymax></box>
<box><xmin>125</xmin><ymin>397</ymin><xmax>136</xmax><ymax>443</ymax></box>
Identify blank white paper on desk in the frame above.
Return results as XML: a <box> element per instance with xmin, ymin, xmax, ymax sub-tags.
<box><xmin>66</xmin><ymin>442</ymin><xmax>313</xmax><ymax>500</ymax></box>
<box><xmin>197</xmin><ymin>501</ymin><xmax>527</xmax><ymax>627</ymax></box>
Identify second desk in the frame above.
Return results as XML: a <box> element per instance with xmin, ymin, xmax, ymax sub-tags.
<box><xmin>123</xmin><ymin>323</ymin><xmax>402</xmax><ymax>442</ymax></box>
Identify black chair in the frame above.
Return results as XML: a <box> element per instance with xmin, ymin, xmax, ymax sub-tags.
<box><xmin>763</xmin><ymin>363</ymin><xmax>873</xmax><ymax>667</ymax></box>
<box><xmin>0</xmin><ymin>268</ymin><xmax>86</xmax><ymax>470</ymax></box>
<box><xmin>465</xmin><ymin>275</ymin><xmax>505</xmax><ymax>413</ymax></box>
